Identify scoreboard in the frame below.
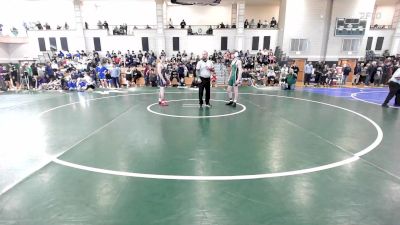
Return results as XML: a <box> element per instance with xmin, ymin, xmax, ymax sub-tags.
<box><xmin>335</xmin><ymin>18</ymin><xmax>367</xmax><ymax>36</ymax></box>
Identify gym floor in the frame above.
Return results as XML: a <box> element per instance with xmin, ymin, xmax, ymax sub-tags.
<box><xmin>0</xmin><ymin>86</ymin><xmax>399</xmax><ymax>225</ymax></box>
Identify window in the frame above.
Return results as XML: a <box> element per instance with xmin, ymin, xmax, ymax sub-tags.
<box><xmin>142</xmin><ymin>37</ymin><xmax>149</xmax><ymax>52</ymax></box>
<box><xmin>38</xmin><ymin>38</ymin><xmax>46</xmax><ymax>51</ymax></box>
<box><xmin>221</xmin><ymin>37</ymin><xmax>228</xmax><ymax>51</ymax></box>
<box><xmin>49</xmin><ymin>37</ymin><xmax>57</xmax><ymax>51</ymax></box>
<box><xmin>342</xmin><ymin>39</ymin><xmax>360</xmax><ymax>52</ymax></box>
<box><xmin>252</xmin><ymin>36</ymin><xmax>259</xmax><ymax>51</ymax></box>
<box><xmin>93</xmin><ymin>37</ymin><xmax>101</xmax><ymax>51</ymax></box>
<box><xmin>60</xmin><ymin>37</ymin><xmax>69</xmax><ymax>51</ymax></box>
<box><xmin>366</xmin><ymin>37</ymin><xmax>373</xmax><ymax>50</ymax></box>
<box><xmin>375</xmin><ymin>37</ymin><xmax>384</xmax><ymax>51</ymax></box>
<box><xmin>290</xmin><ymin>39</ymin><xmax>308</xmax><ymax>52</ymax></box>
<box><xmin>173</xmin><ymin>37</ymin><xmax>179</xmax><ymax>51</ymax></box>
<box><xmin>263</xmin><ymin>36</ymin><xmax>271</xmax><ymax>50</ymax></box>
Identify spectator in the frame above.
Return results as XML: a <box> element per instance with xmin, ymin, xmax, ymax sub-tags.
<box><xmin>250</xmin><ymin>19</ymin><xmax>255</xmax><ymax>28</ymax></box>
<box><xmin>188</xmin><ymin>26</ymin><xmax>193</xmax><ymax>35</ymax></box>
<box><xmin>315</xmin><ymin>61</ymin><xmax>324</xmax><ymax>86</ymax></box>
<box><xmin>132</xmin><ymin>67</ymin><xmax>142</xmax><ymax>85</ymax></box>
<box><xmin>266</xmin><ymin>65</ymin><xmax>276</xmax><ymax>86</ymax></box>
<box><xmin>110</xmin><ymin>63</ymin><xmax>121</xmax><ymax>88</ymax></box>
<box><xmin>366</xmin><ymin>61</ymin><xmax>377</xmax><ymax>86</ymax></box>
<box><xmin>149</xmin><ymin>68</ymin><xmax>157</xmax><ymax>87</ymax></box>
<box><xmin>206</xmin><ymin>26</ymin><xmax>213</xmax><ymax>35</ymax></box>
<box><xmin>44</xmin><ymin>23</ymin><xmax>51</xmax><ymax>30</ymax></box>
<box><xmin>281</xmin><ymin>64</ymin><xmax>289</xmax><ymax>78</ymax></box>
<box><xmin>125</xmin><ymin>66</ymin><xmax>133</xmax><ymax>87</ymax></box>
<box><xmin>263</xmin><ymin>20</ymin><xmax>269</xmax><ymax>28</ymax></box>
<box><xmin>103</xmin><ymin>21</ymin><xmax>109</xmax><ymax>30</ymax></box>
<box><xmin>360</xmin><ymin>63</ymin><xmax>368</xmax><ymax>85</ymax></box>
<box><xmin>320</xmin><ymin>64</ymin><xmax>329</xmax><ymax>86</ymax></box>
<box><xmin>64</xmin><ymin>22</ymin><xmax>69</xmax><ymax>30</ymax></box>
<box><xmin>244</xmin><ymin>19</ymin><xmax>249</xmax><ymax>28</ymax></box>
<box><xmin>270</xmin><ymin>17</ymin><xmax>277</xmax><ymax>28</ymax></box>
<box><xmin>291</xmin><ymin>63</ymin><xmax>299</xmax><ymax>75</ymax></box>
<box><xmin>36</xmin><ymin>22</ymin><xmax>43</xmax><ymax>30</ymax></box>
<box><xmin>220</xmin><ymin>22</ymin><xmax>225</xmax><ymax>29</ymax></box>
<box><xmin>113</xmin><ymin>26</ymin><xmax>118</xmax><ymax>35</ymax></box>
<box><xmin>85</xmin><ymin>22</ymin><xmax>89</xmax><ymax>30</ymax></box>
<box><xmin>383</xmin><ymin>60</ymin><xmax>393</xmax><ymax>85</ymax></box>
<box><xmin>353</xmin><ymin>63</ymin><xmax>361</xmax><ymax>85</ymax></box>
<box><xmin>286</xmin><ymin>69</ymin><xmax>297</xmax><ymax>90</ymax></box>
<box><xmin>96</xmin><ymin>63</ymin><xmax>108</xmax><ymax>88</ymax></box>
<box><xmin>342</xmin><ymin>63</ymin><xmax>351</xmax><ymax>86</ymax></box>
<box><xmin>169</xmin><ymin>18</ymin><xmax>174</xmax><ymax>29</ymax></box>
<box><xmin>97</xmin><ymin>20</ymin><xmax>103</xmax><ymax>29</ymax></box>
<box><xmin>180</xmin><ymin>20</ymin><xmax>186</xmax><ymax>29</ymax></box>
<box><xmin>45</xmin><ymin>62</ymin><xmax>55</xmax><ymax>81</ymax></box>
<box><xmin>374</xmin><ymin>66</ymin><xmax>383</xmax><ymax>86</ymax></box>
<box><xmin>257</xmin><ymin>20</ymin><xmax>262</xmax><ymax>28</ymax></box>
<box><xmin>304</xmin><ymin>61</ymin><xmax>313</xmax><ymax>86</ymax></box>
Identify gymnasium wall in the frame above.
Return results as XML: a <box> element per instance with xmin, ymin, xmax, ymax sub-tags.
<box><xmin>374</xmin><ymin>5</ymin><xmax>396</xmax><ymax>26</ymax></box>
<box><xmin>84</xmin><ymin>29</ymin><xmax>157</xmax><ymax>53</ymax></box>
<box><xmin>0</xmin><ymin>0</ymin><xmax>398</xmax><ymax>62</ymax></box>
<box><xmin>166</xmin><ymin>5</ymin><xmax>232</xmax><ymax>26</ymax></box>
<box><xmin>0</xmin><ymin>44</ymin><xmax>9</xmax><ymax>62</ymax></box>
<box><xmin>367</xmin><ymin>29</ymin><xmax>395</xmax><ymax>54</ymax></box>
<box><xmin>245</xmin><ymin>4</ymin><xmax>280</xmax><ymax>23</ymax></box>
<box><xmin>81</xmin><ymin>0</ymin><xmax>157</xmax><ymax>27</ymax></box>
<box><xmin>280</xmin><ymin>0</ymin><xmax>332</xmax><ymax>61</ymax></box>
<box><xmin>0</xmin><ymin>0</ymin><xmax>75</xmax><ymax>36</ymax></box>
<box><xmin>325</xmin><ymin>0</ymin><xmax>377</xmax><ymax>61</ymax></box>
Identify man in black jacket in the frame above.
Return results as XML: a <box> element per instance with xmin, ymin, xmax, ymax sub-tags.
<box><xmin>342</xmin><ymin>64</ymin><xmax>351</xmax><ymax>86</ymax></box>
<box><xmin>180</xmin><ymin>20</ymin><xmax>186</xmax><ymax>29</ymax></box>
<box><xmin>353</xmin><ymin>63</ymin><xmax>362</xmax><ymax>85</ymax></box>
<box><xmin>366</xmin><ymin>62</ymin><xmax>377</xmax><ymax>86</ymax></box>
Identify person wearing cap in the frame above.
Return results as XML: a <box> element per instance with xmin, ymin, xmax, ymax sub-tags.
<box><xmin>382</xmin><ymin>68</ymin><xmax>400</xmax><ymax>107</ymax></box>
<box><xmin>196</xmin><ymin>51</ymin><xmax>214</xmax><ymax>108</ymax></box>
<box><xmin>226</xmin><ymin>51</ymin><xmax>243</xmax><ymax>107</ymax></box>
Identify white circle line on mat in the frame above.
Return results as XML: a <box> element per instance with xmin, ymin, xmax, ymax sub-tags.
<box><xmin>146</xmin><ymin>99</ymin><xmax>246</xmax><ymax>118</ymax></box>
<box><xmin>350</xmin><ymin>91</ymin><xmax>399</xmax><ymax>109</ymax></box>
<box><xmin>44</xmin><ymin>92</ymin><xmax>383</xmax><ymax>181</ymax></box>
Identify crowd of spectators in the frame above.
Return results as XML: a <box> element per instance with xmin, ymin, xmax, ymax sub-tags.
<box><xmin>1</xmin><ymin>46</ymin><xmax>398</xmax><ymax>93</ymax></box>
<box><xmin>0</xmin><ymin>48</ymin><xmax>280</xmax><ymax>92</ymax></box>
<box><xmin>298</xmin><ymin>59</ymin><xmax>399</xmax><ymax>87</ymax></box>
<box><xmin>244</xmin><ymin>17</ymin><xmax>278</xmax><ymax>29</ymax></box>
<box><xmin>22</xmin><ymin>21</ymin><xmax>70</xmax><ymax>31</ymax></box>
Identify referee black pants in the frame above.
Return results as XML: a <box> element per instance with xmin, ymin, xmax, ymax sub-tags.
<box><xmin>199</xmin><ymin>77</ymin><xmax>210</xmax><ymax>105</ymax></box>
<box><xmin>383</xmin><ymin>81</ymin><xmax>400</xmax><ymax>105</ymax></box>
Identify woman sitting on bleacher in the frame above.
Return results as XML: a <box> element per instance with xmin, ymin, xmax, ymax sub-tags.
<box><xmin>266</xmin><ymin>65</ymin><xmax>276</xmax><ymax>86</ymax></box>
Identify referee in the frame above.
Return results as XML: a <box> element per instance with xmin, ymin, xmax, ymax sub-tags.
<box><xmin>196</xmin><ymin>51</ymin><xmax>214</xmax><ymax>108</ymax></box>
<box><xmin>382</xmin><ymin>68</ymin><xmax>400</xmax><ymax>107</ymax></box>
